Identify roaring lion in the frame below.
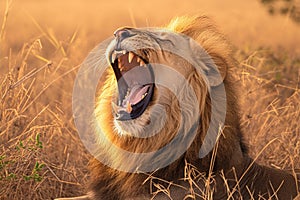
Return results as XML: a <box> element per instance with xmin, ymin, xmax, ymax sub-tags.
<box><xmin>57</xmin><ymin>16</ymin><xmax>299</xmax><ymax>200</ymax></box>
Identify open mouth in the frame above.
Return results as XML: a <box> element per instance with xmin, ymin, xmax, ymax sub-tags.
<box><xmin>110</xmin><ymin>50</ymin><xmax>154</xmax><ymax>121</ymax></box>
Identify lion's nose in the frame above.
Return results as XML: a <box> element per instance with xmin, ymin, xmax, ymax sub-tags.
<box><xmin>114</xmin><ymin>27</ymin><xmax>132</xmax><ymax>42</ymax></box>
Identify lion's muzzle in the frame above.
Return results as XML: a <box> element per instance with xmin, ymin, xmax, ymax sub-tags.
<box><xmin>109</xmin><ymin>28</ymin><xmax>155</xmax><ymax>121</ymax></box>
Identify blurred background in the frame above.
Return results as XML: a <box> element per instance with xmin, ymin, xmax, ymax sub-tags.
<box><xmin>0</xmin><ymin>0</ymin><xmax>299</xmax><ymax>199</ymax></box>
<box><xmin>2</xmin><ymin>0</ymin><xmax>300</xmax><ymax>54</ymax></box>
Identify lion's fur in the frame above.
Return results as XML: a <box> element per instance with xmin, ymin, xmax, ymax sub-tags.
<box><xmin>89</xmin><ymin>16</ymin><xmax>299</xmax><ymax>200</ymax></box>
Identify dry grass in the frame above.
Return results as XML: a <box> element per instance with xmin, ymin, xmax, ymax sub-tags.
<box><xmin>0</xmin><ymin>0</ymin><xmax>299</xmax><ymax>199</ymax></box>
<box><xmin>238</xmin><ymin>49</ymin><xmax>300</xmax><ymax>170</ymax></box>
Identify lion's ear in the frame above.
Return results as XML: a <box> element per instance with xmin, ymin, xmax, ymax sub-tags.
<box><xmin>204</xmin><ymin>60</ymin><xmax>226</xmax><ymax>87</ymax></box>
<box><xmin>189</xmin><ymin>39</ymin><xmax>227</xmax><ymax>87</ymax></box>
<box><xmin>207</xmin><ymin>54</ymin><xmax>227</xmax><ymax>87</ymax></box>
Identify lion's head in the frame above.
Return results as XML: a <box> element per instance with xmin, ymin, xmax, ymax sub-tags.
<box><xmin>101</xmin><ymin>27</ymin><xmax>210</xmax><ymax>137</ymax></box>
<box><xmin>93</xmin><ymin>16</ymin><xmax>243</xmax><ymax>174</ymax></box>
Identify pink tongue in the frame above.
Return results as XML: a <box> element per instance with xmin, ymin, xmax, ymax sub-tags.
<box><xmin>123</xmin><ymin>85</ymin><xmax>150</xmax><ymax>106</ymax></box>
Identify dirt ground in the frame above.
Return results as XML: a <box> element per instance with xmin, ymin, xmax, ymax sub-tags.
<box><xmin>0</xmin><ymin>0</ymin><xmax>299</xmax><ymax>199</ymax></box>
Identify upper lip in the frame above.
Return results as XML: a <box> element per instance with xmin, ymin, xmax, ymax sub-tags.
<box><xmin>111</xmin><ymin>49</ymin><xmax>126</xmax><ymax>64</ymax></box>
<box><xmin>110</xmin><ymin>49</ymin><xmax>147</xmax><ymax>66</ymax></box>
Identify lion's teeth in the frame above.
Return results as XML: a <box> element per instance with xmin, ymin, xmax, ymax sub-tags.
<box><xmin>139</xmin><ymin>59</ymin><xmax>145</xmax><ymax>66</ymax></box>
<box><xmin>126</xmin><ymin>101</ymin><xmax>132</xmax><ymax>113</ymax></box>
<box><xmin>118</xmin><ymin>60</ymin><xmax>122</xmax><ymax>69</ymax></box>
<box><xmin>128</xmin><ymin>52</ymin><xmax>134</xmax><ymax>63</ymax></box>
<box><xmin>137</xmin><ymin>57</ymin><xmax>145</xmax><ymax>66</ymax></box>
<box><xmin>124</xmin><ymin>89</ymin><xmax>130</xmax><ymax>99</ymax></box>
<box><xmin>111</xmin><ymin>52</ymin><xmax>117</xmax><ymax>63</ymax></box>
<box><xmin>141</xmin><ymin>92</ymin><xmax>148</xmax><ymax>100</ymax></box>
<box><xmin>122</xmin><ymin>50</ymin><xmax>127</xmax><ymax>54</ymax></box>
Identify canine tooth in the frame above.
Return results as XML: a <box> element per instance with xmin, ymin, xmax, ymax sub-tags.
<box><xmin>128</xmin><ymin>52</ymin><xmax>134</xmax><ymax>63</ymax></box>
<box><xmin>118</xmin><ymin>61</ymin><xmax>122</xmax><ymax>69</ymax></box>
<box><xmin>136</xmin><ymin>57</ymin><xmax>141</xmax><ymax>63</ymax></box>
<box><xmin>122</xmin><ymin>50</ymin><xmax>127</xmax><ymax>54</ymax></box>
<box><xmin>111</xmin><ymin>52</ymin><xmax>117</xmax><ymax>63</ymax></box>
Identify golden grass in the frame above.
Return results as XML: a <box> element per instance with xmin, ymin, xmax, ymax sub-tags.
<box><xmin>0</xmin><ymin>0</ymin><xmax>299</xmax><ymax>199</ymax></box>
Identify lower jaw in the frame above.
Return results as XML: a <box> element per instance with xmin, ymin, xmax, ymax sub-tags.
<box><xmin>113</xmin><ymin>117</ymin><xmax>143</xmax><ymax>137</ymax></box>
<box><xmin>115</xmin><ymin>84</ymin><xmax>154</xmax><ymax>121</ymax></box>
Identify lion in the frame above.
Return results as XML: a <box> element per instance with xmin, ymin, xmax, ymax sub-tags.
<box><xmin>56</xmin><ymin>16</ymin><xmax>299</xmax><ymax>200</ymax></box>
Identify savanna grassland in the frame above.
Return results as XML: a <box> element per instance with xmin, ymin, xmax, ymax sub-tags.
<box><xmin>0</xmin><ymin>0</ymin><xmax>299</xmax><ymax>199</ymax></box>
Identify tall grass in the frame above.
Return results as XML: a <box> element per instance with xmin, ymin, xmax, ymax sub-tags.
<box><xmin>0</xmin><ymin>1</ymin><xmax>90</xmax><ymax>199</ymax></box>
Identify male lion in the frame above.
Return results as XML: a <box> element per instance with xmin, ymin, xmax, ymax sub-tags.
<box><xmin>58</xmin><ymin>16</ymin><xmax>299</xmax><ymax>200</ymax></box>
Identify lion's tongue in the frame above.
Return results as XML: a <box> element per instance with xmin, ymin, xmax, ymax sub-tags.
<box><xmin>122</xmin><ymin>85</ymin><xmax>150</xmax><ymax>107</ymax></box>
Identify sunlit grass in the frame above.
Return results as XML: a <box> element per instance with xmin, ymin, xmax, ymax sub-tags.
<box><xmin>0</xmin><ymin>0</ymin><xmax>299</xmax><ymax>199</ymax></box>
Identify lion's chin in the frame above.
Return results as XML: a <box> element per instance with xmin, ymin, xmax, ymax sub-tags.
<box><xmin>113</xmin><ymin>102</ymin><xmax>168</xmax><ymax>138</ymax></box>
<box><xmin>113</xmin><ymin>106</ymin><xmax>152</xmax><ymax>138</ymax></box>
